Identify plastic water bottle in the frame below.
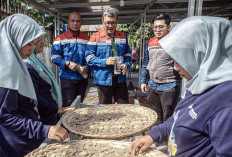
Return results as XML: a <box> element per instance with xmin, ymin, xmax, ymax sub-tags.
<box><xmin>77</xmin><ymin>65</ymin><xmax>88</xmax><ymax>79</ymax></box>
<box><xmin>114</xmin><ymin>56</ymin><xmax>124</xmax><ymax>75</ymax></box>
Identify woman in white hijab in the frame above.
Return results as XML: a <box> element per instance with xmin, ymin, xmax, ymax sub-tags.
<box><xmin>0</xmin><ymin>14</ymin><xmax>68</xmax><ymax>157</ymax></box>
<box><xmin>24</xmin><ymin>35</ymin><xmax>74</xmax><ymax>125</ymax></box>
<box><xmin>130</xmin><ymin>16</ymin><xmax>232</xmax><ymax>156</ymax></box>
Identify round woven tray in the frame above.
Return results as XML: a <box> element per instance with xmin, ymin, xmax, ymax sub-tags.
<box><xmin>61</xmin><ymin>104</ymin><xmax>157</xmax><ymax>139</ymax></box>
<box><xmin>25</xmin><ymin>139</ymin><xmax>167</xmax><ymax>157</ymax></box>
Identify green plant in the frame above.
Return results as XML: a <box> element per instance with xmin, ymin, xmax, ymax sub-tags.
<box><xmin>117</xmin><ymin>23</ymin><xmax>153</xmax><ymax>47</ymax></box>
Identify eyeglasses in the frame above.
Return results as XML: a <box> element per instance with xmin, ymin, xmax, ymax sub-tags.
<box><xmin>153</xmin><ymin>25</ymin><xmax>167</xmax><ymax>31</ymax></box>
<box><xmin>103</xmin><ymin>21</ymin><xmax>118</xmax><ymax>26</ymax></box>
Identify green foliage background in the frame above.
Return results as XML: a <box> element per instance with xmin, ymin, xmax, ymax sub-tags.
<box><xmin>13</xmin><ymin>0</ymin><xmax>54</xmax><ymax>29</ymax></box>
<box><xmin>117</xmin><ymin>23</ymin><xmax>154</xmax><ymax>47</ymax></box>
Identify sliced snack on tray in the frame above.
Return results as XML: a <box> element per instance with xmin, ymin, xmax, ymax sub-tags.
<box><xmin>25</xmin><ymin>139</ymin><xmax>167</xmax><ymax>157</ymax></box>
<box><xmin>61</xmin><ymin>104</ymin><xmax>157</xmax><ymax>139</ymax></box>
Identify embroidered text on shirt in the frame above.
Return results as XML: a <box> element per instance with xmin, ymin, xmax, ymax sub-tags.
<box><xmin>188</xmin><ymin>104</ymin><xmax>197</xmax><ymax>119</ymax></box>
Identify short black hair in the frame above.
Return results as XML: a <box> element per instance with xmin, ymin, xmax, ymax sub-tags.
<box><xmin>152</xmin><ymin>13</ymin><xmax>171</xmax><ymax>25</ymax></box>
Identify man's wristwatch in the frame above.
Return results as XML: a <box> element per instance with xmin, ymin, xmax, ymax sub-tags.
<box><xmin>66</xmin><ymin>61</ymin><xmax>70</xmax><ymax>67</ymax></box>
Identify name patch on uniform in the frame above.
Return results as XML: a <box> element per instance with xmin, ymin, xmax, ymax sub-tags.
<box><xmin>115</xmin><ymin>38</ymin><xmax>126</xmax><ymax>44</ymax></box>
<box><xmin>97</xmin><ymin>40</ymin><xmax>111</xmax><ymax>45</ymax></box>
<box><xmin>148</xmin><ymin>46</ymin><xmax>163</xmax><ymax>51</ymax></box>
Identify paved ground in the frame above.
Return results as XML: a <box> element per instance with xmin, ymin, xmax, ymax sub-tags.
<box><xmin>85</xmin><ymin>71</ymin><xmax>148</xmax><ymax>105</ymax></box>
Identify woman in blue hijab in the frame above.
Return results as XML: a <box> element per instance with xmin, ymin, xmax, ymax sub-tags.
<box><xmin>130</xmin><ymin>16</ymin><xmax>232</xmax><ymax>156</ymax></box>
<box><xmin>24</xmin><ymin>34</ymin><xmax>74</xmax><ymax>125</ymax></box>
<box><xmin>0</xmin><ymin>14</ymin><xmax>68</xmax><ymax>157</ymax></box>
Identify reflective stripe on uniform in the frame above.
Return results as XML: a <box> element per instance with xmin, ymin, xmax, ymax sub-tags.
<box><xmin>86</xmin><ymin>54</ymin><xmax>95</xmax><ymax>62</ymax></box>
<box><xmin>115</xmin><ymin>38</ymin><xmax>126</xmax><ymax>44</ymax></box>
<box><xmin>53</xmin><ymin>39</ymin><xmax>88</xmax><ymax>45</ymax></box>
<box><xmin>124</xmin><ymin>53</ymin><xmax>131</xmax><ymax>57</ymax></box>
<box><xmin>96</xmin><ymin>40</ymin><xmax>111</xmax><ymax>46</ymax></box>
<box><xmin>87</xmin><ymin>41</ymin><xmax>97</xmax><ymax>45</ymax></box>
<box><xmin>51</xmin><ymin>54</ymin><xmax>62</xmax><ymax>60</ymax></box>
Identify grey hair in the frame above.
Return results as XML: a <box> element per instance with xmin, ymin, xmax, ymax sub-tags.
<box><xmin>102</xmin><ymin>7</ymin><xmax>119</xmax><ymax>19</ymax></box>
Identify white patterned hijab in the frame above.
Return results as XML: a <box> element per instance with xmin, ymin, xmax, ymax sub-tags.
<box><xmin>0</xmin><ymin>14</ymin><xmax>45</xmax><ymax>101</ymax></box>
<box><xmin>159</xmin><ymin>16</ymin><xmax>232</xmax><ymax>95</ymax></box>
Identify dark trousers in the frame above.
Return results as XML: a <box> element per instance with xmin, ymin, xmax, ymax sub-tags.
<box><xmin>61</xmin><ymin>78</ymin><xmax>88</xmax><ymax>107</ymax></box>
<box><xmin>147</xmin><ymin>86</ymin><xmax>180</xmax><ymax>125</ymax></box>
<box><xmin>131</xmin><ymin>60</ymin><xmax>138</xmax><ymax>72</ymax></box>
<box><xmin>97</xmin><ymin>75</ymin><xmax>129</xmax><ymax>104</ymax></box>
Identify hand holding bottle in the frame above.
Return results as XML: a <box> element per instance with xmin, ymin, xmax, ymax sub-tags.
<box><xmin>77</xmin><ymin>64</ymin><xmax>88</xmax><ymax>79</ymax></box>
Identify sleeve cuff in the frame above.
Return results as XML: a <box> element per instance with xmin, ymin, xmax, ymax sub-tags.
<box><xmin>42</xmin><ymin>124</ymin><xmax>50</xmax><ymax>138</ymax></box>
<box><xmin>124</xmin><ymin>62</ymin><xmax>130</xmax><ymax>68</ymax></box>
<box><xmin>147</xmin><ymin>132</ymin><xmax>157</xmax><ymax>143</ymax></box>
<box><xmin>53</xmin><ymin>105</ymin><xmax>59</xmax><ymax>114</ymax></box>
<box><xmin>140</xmin><ymin>80</ymin><xmax>146</xmax><ymax>84</ymax></box>
<box><xmin>140</xmin><ymin>78</ymin><xmax>146</xmax><ymax>84</ymax></box>
<box><xmin>101</xmin><ymin>59</ymin><xmax>107</xmax><ymax>67</ymax></box>
<box><xmin>60</xmin><ymin>60</ymin><xmax>67</xmax><ymax>70</ymax></box>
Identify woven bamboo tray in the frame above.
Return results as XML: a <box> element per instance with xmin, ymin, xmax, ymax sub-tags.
<box><xmin>25</xmin><ymin>139</ymin><xmax>167</xmax><ymax>157</ymax></box>
<box><xmin>61</xmin><ymin>104</ymin><xmax>157</xmax><ymax>139</ymax></box>
<box><xmin>83</xmin><ymin>95</ymin><xmax>99</xmax><ymax>104</ymax></box>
